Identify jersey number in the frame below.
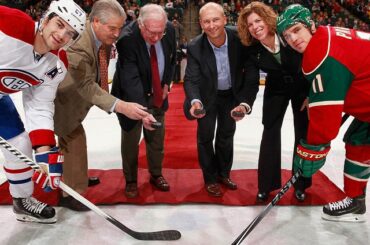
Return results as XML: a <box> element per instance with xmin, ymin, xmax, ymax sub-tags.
<box><xmin>312</xmin><ymin>74</ymin><xmax>324</xmax><ymax>93</ymax></box>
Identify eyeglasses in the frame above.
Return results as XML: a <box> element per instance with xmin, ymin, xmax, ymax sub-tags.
<box><xmin>141</xmin><ymin>22</ymin><xmax>166</xmax><ymax>38</ymax></box>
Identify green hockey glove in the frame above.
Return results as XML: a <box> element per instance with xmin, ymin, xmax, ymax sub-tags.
<box><xmin>293</xmin><ymin>139</ymin><xmax>331</xmax><ymax>177</ymax></box>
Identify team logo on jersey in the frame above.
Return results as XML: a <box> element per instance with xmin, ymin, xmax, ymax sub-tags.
<box><xmin>0</xmin><ymin>69</ymin><xmax>43</xmax><ymax>94</ymax></box>
<box><xmin>45</xmin><ymin>66</ymin><xmax>60</xmax><ymax>79</ymax></box>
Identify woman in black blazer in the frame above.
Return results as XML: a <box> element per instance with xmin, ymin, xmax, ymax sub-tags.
<box><xmin>237</xmin><ymin>2</ymin><xmax>311</xmax><ymax>202</ymax></box>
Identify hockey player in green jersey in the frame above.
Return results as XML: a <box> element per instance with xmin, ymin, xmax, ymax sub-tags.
<box><xmin>277</xmin><ymin>4</ymin><xmax>370</xmax><ymax>222</ymax></box>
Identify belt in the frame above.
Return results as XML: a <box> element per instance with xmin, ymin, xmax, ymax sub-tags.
<box><xmin>217</xmin><ymin>88</ymin><xmax>232</xmax><ymax>96</ymax></box>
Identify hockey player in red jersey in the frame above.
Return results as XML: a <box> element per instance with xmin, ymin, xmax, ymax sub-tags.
<box><xmin>277</xmin><ymin>4</ymin><xmax>370</xmax><ymax>222</ymax></box>
<box><xmin>0</xmin><ymin>0</ymin><xmax>86</xmax><ymax>223</ymax></box>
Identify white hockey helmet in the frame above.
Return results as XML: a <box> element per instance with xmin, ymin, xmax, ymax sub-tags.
<box><xmin>44</xmin><ymin>0</ymin><xmax>86</xmax><ymax>40</ymax></box>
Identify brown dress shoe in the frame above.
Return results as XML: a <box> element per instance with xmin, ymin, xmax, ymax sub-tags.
<box><xmin>205</xmin><ymin>183</ymin><xmax>222</xmax><ymax>197</ymax></box>
<box><xmin>218</xmin><ymin>177</ymin><xmax>237</xmax><ymax>190</ymax></box>
<box><xmin>125</xmin><ymin>183</ymin><xmax>138</xmax><ymax>198</ymax></box>
<box><xmin>150</xmin><ymin>176</ymin><xmax>170</xmax><ymax>191</ymax></box>
<box><xmin>59</xmin><ymin>196</ymin><xmax>90</xmax><ymax>212</ymax></box>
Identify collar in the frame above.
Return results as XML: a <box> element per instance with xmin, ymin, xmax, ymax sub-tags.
<box><xmin>207</xmin><ymin>30</ymin><xmax>228</xmax><ymax>50</ymax></box>
<box><xmin>261</xmin><ymin>33</ymin><xmax>280</xmax><ymax>54</ymax></box>
<box><xmin>91</xmin><ymin>23</ymin><xmax>102</xmax><ymax>50</ymax></box>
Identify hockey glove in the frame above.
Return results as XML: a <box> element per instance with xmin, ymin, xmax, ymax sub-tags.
<box><xmin>33</xmin><ymin>147</ymin><xmax>63</xmax><ymax>192</ymax></box>
<box><xmin>293</xmin><ymin>139</ymin><xmax>330</xmax><ymax>178</ymax></box>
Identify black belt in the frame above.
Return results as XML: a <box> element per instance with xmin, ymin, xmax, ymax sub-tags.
<box><xmin>217</xmin><ymin>88</ymin><xmax>232</xmax><ymax>96</ymax></box>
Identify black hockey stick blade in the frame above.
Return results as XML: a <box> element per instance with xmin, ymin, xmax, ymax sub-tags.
<box><xmin>106</xmin><ymin>214</ymin><xmax>181</xmax><ymax>241</ymax></box>
<box><xmin>0</xmin><ymin>136</ymin><xmax>181</xmax><ymax>241</ymax></box>
<box><xmin>231</xmin><ymin>170</ymin><xmax>302</xmax><ymax>245</ymax></box>
<box><xmin>60</xmin><ymin>182</ymin><xmax>181</xmax><ymax>241</ymax></box>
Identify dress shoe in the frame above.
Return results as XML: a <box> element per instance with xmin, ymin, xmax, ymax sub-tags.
<box><xmin>256</xmin><ymin>191</ymin><xmax>269</xmax><ymax>202</ymax></box>
<box><xmin>218</xmin><ymin>177</ymin><xmax>237</xmax><ymax>190</ymax></box>
<box><xmin>125</xmin><ymin>182</ymin><xmax>138</xmax><ymax>198</ymax></box>
<box><xmin>88</xmin><ymin>177</ymin><xmax>100</xmax><ymax>187</ymax></box>
<box><xmin>294</xmin><ymin>189</ymin><xmax>306</xmax><ymax>202</ymax></box>
<box><xmin>150</xmin><ymin>176</ymin><xmax>170</xmax><ymax>191</ymax></box>
<box><xmin>59</xmin><ymin>196</ymin><xmax>90</xmax><ymax>212</ymax></box>
<box><xmin>205</xmin><ymin>183</ymin><xmax>222</xmax><ymax>197</ymax></box>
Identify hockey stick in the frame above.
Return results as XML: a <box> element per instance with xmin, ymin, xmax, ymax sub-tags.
<box><xmin>0</xmin><ymin>136</ymin><xmax>181</xmax><ymax>241</ymax></box>
<box><xmin>231</xmin><ymin>114</ymin><xmax>351</xmax><ymax>244</ymax></box>
<box><xmin>231</xmin><ymin>169</ymin><xmax>302</xmax><ymax>245</ymax></box>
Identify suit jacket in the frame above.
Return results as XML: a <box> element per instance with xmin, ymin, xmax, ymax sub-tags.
<box><xmin>183</xmin><ymin>27</ymin><xmax>257</xmax><ymax>119</ymax></box>
<box><xmin>54</xmin><ymin>22</ymin><xmax>116</xmax><ymax>137</ymax></box>
<box><xmin>111</xmin><ymin>21</ymin><xmax>176</xmax><ymax>131</ymax></box>
<box><xmin>245</xmin><ymin>41</ymin><xmax>309</xmax><ymax>96</ymax></box>
<box><xmin>244</xmin><ymin>41</ymin><xmax>310</xmax><ymax>127</ymax></box>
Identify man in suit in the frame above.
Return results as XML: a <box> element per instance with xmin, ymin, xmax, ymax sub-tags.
<box><xmin>54</xmin><ymin>0</ymin><xmax>153</xmax><ymax>211</ymax></box>
<box><xmin>184</xmin><ymin>2</ymin><xmax>257</xmax><ymax>197</ymax></box>
<box><xmin>111</xmin><ymin>4</ymin><xmax>176</xmax><ymax>198</ymax></box>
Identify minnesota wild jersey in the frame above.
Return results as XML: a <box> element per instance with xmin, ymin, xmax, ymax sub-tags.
<box><xmin>301</xmin><ymin>26</ymin><xmax>370</xmax><ymax>145</ymax></box>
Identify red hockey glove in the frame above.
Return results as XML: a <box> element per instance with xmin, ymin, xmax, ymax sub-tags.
<box><xmin>32</xmin><ymin>147</ymin><xmax>63</xmax><ymax>192</ymax></box>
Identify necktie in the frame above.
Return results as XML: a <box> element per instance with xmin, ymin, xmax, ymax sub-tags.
<box><xmin>98</xmin><ymin>45</ymin><xmax>109</xmax><ymax>92</ymax></box>
<box><xmin>150</xmin><ymin>45</ymin><xmax>163</xmax><ymax>108</ymax></box>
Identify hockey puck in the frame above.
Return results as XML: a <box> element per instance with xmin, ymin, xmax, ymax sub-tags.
<box><xmin>194</xmin><ymin>108</ymin><xmax>206</xmax><ymax>115</ymax></box>
<box><xmin>232</xmin><ymin>111</ymin><xmax>245</xmax><ymax>117</ymax></box>
<box><xmin>151</xmin><ymin>122</ymin><xmax>163</xmax><ymax>129</ymax></box>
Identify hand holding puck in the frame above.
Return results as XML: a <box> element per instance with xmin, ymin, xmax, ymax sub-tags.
<box><xmin>232</xmin><ymin>111</ymin><xmax>245</xmax><ymax>117</ymax></box>
<box><xmin>194</xmin><ymin>108</ymin><xmax>206</xmax><ymax>116</ymax></box>
<box><xmin>151</xmin><ymin>122</ymin><xmax>163</xmax><ymax>129</ymax></box>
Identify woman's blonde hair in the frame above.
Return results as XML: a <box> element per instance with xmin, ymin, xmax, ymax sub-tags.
<box><xmin>237</xmin><ymin>1</ymin><xmax>277</xmax><ymax>46</ymax></box>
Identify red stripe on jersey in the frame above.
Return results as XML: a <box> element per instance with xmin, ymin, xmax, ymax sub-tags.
<box><xmin>307</xmin><ymin>104</ymin><xmax>343</xmax><ymax>145</ymax></box>
<box><xmin>51</xmin><ymin>49</ymin><xmax>69</xmax><ymax>70</ymax></box>
<box><xmin>29</xmin><ymin>129</ymin><xmax>56</xmax><ymax>149</ymax></box>
<box><xmin>302</xmin><ymin>26</ymin><xmax>330</xmax><ymax>75</ymax></box>
<box><xmin>0</xmin><ymin>6</ymin><xmax>35</xmax><ymax>45</ymax></box>
<box><xmin>3</xmin><ymin>166</ymin><xmax>33</xmax><ymax>174</ymax></box>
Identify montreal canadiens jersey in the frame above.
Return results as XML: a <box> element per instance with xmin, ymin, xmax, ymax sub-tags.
<box><xmin>0</xmin><ymin>6</ymin><xmax>68</xmax><ymax>147</ymax></box>
<box><xmin>302</xmin><ymin>26</ymin><xmax>370</xmax><ymax>145</ymax></box>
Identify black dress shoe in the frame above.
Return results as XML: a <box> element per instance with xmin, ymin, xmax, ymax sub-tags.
<box><xmin>294</xmin><ymin>189</ymin><xmax>306</xmax><ymax>202</ymax></box>
<box><xmin>59</xmin><ymin>196</ymin><xmax>90</xmax><ymax>212</ymax></box>
<box><xmin>88</xmin><ymin>177</ymin><xmax>100</xmax><ymax>187</ymax></box>
<box><xmin>257</xmin><ymin>191</ymin><xmax>269</xmax><ymax>202</ymax></box>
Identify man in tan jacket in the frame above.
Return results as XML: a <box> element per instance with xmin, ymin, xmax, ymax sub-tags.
<box><xmin>54</xmin><ymin>0</ymin><xmax>154</xmax><ymax>211</ymax></box>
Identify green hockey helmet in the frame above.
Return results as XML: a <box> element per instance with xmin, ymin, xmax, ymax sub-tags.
<box><xmin>277</xmin><ymin>4</ymin><xmax>312</xmax><ymax>36</ymax></box>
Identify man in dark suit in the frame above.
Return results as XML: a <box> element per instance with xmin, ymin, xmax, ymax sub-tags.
<box><xmin>111</xmin><ymin>4</ymin><xmax>176</xmax><ymax>198</ymax></box>
<box><xmin>183</xmin><ymin>2</ymin><xmax>258</xmax><ymax>197</ymax></box>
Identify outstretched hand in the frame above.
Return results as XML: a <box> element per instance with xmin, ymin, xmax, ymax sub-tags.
<box><xmin>231</xmin><ymin>105</ymin><xmax>246</xmax><ymax>121</ymax></box>
<box><xmin>115</xmin><ymin>100</ymin><xmax>150</xmax><ymax>120</ymax></box>
<box><xmin>190</xmin><ymin>102</ymin><xmax>205</xmax><ymax>119</ymax></box>
<box><xmin>142</xmin><ymin>114</ymin><xmax>157</xmax><ymax>131</ymax></box>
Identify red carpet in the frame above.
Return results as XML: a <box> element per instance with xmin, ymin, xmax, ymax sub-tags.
<box><xmin>0</xmin><ymin>84</ymin><xmax>346</xmax><ymax>206</ymax></box>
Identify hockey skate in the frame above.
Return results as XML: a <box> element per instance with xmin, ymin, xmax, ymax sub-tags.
<box><xmin>321</xmin><ymin>195</ymin><xmax>366</xmax><ymax>222</ymax></box>
<box><xmin>13</xmin><ymin>197</ymin><xmax>57</xmax><ymax>224</ymax></box>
